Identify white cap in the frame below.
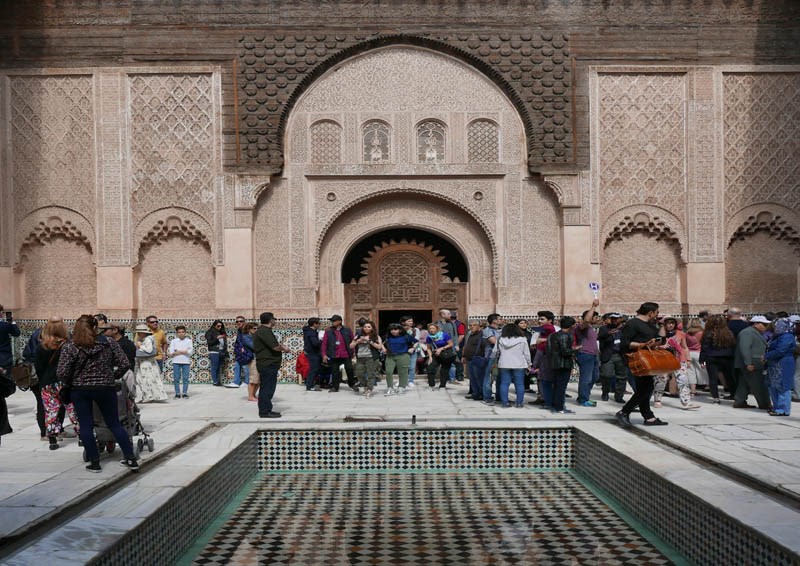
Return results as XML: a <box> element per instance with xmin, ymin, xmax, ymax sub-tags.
<box><xmin>749</xmin><ymin>315</ymin><xmax>770</xmax><ymax>324</ymax></box>
<box><xmin>789</xmin><ymin>315</ymin><xmax>800</xmax><ymax>324</ymax></box>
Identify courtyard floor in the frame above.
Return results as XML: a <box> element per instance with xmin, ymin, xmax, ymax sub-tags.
<box><xmin>1</xmin><ymin>378</ymin><xmax>799</xmax><ymax>561</ymax></box>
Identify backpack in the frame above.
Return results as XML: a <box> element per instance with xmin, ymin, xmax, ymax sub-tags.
<box><xmin>234</xmin><ymin>333</ymin><xmax>254</xmax><ymax>365</ymax></box>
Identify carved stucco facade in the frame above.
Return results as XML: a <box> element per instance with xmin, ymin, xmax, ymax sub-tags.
<box><xmin>0</xmin><ymin>51</ymin><xmax>798</xmax><ymax>318</ymax></box>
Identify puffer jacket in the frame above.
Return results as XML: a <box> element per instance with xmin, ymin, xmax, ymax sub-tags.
<box><xmin>56</xmin><ymin>335</ymin><xmax>130</xmax><ymax>389</ymax></box>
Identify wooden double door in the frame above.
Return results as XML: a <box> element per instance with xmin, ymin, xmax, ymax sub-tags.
<box><xmin>344</xmin><ymin>241</ymin><xmax>466</xmax><ymax>333</ymax></box>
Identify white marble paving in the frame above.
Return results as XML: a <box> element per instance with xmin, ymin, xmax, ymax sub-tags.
<box><xmin>1</xmin><ymin>380</ymin><xmax>799</xmax><ymax>561</ymax></box>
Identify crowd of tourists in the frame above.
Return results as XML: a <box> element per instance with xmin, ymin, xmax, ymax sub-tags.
<box><xmin>0</xmin><ymin>303</ymin><xmax>798</xmax><ymax>458</ymax></box>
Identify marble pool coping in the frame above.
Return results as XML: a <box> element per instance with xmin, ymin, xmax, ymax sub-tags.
<box><xmin>4</xmin><ymin>420</ymin><xmax>800</xmax><ymax>564</ymax></box>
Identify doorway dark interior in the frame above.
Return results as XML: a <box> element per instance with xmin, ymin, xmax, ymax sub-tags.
<box><xmin>378</xmin><ymin>310</ymin><xmax>432</xmax><ymax>335</ymax></box>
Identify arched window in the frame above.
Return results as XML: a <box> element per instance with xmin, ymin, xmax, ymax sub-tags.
<box><xmin>362</xmin><ymin>121</ymin><xmax>391</xmax><ymax>163</ymax></box>
<box><xmin>310</xmin><ymin>120</ymin><xmax>342</xmax><ymax>164</ymax></box>
<box><xmin>467</xmin><ymin>119</ymin><xmax>499</xmax><ymax>163</ymax></box>
<box><xmin>416</xmin><ymin>120</ymin><xmax>445</xmax><ymax>163</ymax></box>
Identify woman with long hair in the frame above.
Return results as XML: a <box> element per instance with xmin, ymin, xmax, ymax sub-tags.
<box><xmin>134</xmin><ymin>324</ymin><xmax>168</xmax><ymax>403</ymax></box>
<box><xmin>34</xmin><ymin>319</ymin><xmax>79</xmax><ymax>450</ymax></box>
<box><xmin>497</xmin><ymin>323</ymin><xmax>531</xmax><ymax>408</ymax></box>
<box><xmin>56</xmin><ymin>315</ymin><xmax>138</xmax><ymax>472</ymax></box>
<box><xmin>205</xmin><ymin>320</ymin><xmax>228</xmax><ymax>386</ymax></box>
<box><xmin>243</xmin><ymin>323</ymin><xmax>260</xmax><ymax>401</ymax></box>
<box><xmin>699</xmin><ymin>314</ymin><xmax>736</xmax><ymax>404</ymax></box>
<box><xmin>684</xmin><ymin>318</ymin><xmax>708</xmax><ymax>396</ymax></box>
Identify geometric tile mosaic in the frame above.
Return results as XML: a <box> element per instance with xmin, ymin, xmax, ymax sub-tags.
<box><xmin>190</xmin><ymin>471</ymin><xmax>673</xmax><ymax>565</ymax></box>
<box><xmin>574</xmin><ymin>430</ymin><xmax>797</xmax><ymax>566</ymax></box>
<box><xmin>258</xmin><ymin>429</ymin><xmax>574</xmax><ymax>471</ymax></box>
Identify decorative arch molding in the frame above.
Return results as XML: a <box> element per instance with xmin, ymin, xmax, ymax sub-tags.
<box><xmin>134</xmin><ymin>207</ymin><xmax>213</xmax><ymax>265</ymax></box>
<box><xmin>317</xmin><ymin>198</ymin><xmax>494</xmax><ymax>310</ymax></box>
<box><xmin>726</xmin><ymin>203</ymin><xmax>800</xmax><ymax>253</ymax></box>
<box><xmin>16</xmin><ymin>207</ymin><xmax>94</xmax><ymax>266</ymax></box>
<box><xmin>315</xmin><ymin>188</ymin><xmax>498</xmax><ymax>285</ymax></box>
<box><xmin>238</xmin><ymin>32</ymin><xmax>572</xmax><ymax>172</ymax></box>
<box><xmin>601</xmin><ymin>205</ymin><xmax>687</xmax><ymax>263</ymax></box>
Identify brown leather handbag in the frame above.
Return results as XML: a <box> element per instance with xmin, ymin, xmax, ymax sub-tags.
<box><xmin>625</xmin><ymin>347</ymin><xmax>680</xmax><ymax>376</ymax></box>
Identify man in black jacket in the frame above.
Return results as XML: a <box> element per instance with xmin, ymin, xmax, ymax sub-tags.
<box><xmin>321</xmin><ymin>315</ymin><xmax>356</xmax><ymax>392</ymax></box>
<box><xmin>598</xmin><ymin>313</ymin><xmax>627</xmax><ymax>403</ymax></box>
<box><xmin>302</xmin><ymin>317</ymin><xmax>322</xmax><ymax>391</ymax></box>
<box><xmin>547</xmin><ymin>316</ymin><xmax>579</xmax><ymax>415</ymax></box>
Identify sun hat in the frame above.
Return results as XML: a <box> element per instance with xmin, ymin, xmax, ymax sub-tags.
<box><xmin>749</xmin><ymin>315</ymin><xmax>770</xmax><ymax>324</ymax></box>
<box><xmin>134</xmin><ymin>323</ymin><xmax>152</xmax><ymax>334</ymax></box>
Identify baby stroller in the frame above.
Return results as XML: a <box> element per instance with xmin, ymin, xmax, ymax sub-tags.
<box><xmin>82</xmin><ymin>369</ymin><xmax>154</xmax><ymax>462</ymax></box>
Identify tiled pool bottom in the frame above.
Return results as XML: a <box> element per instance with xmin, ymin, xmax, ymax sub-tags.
<box><xmin>181</xmin><ymin>470</ymin><xmax>682</xmax><ymax>565</ymax></box>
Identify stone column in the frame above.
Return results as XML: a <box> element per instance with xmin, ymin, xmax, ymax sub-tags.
<box><xmin>94</xmin><ymin>71</ymin><xmax>135</xmax><ymax>312</ymax></box>
<box><xmin>685</xmin><ymin>67</ymin><xmax>726</xmax><ymax>307</ymax></box>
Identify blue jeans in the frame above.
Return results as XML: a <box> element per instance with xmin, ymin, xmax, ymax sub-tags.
<box><xmin>576</xmin><ymin>352</ymin><xmax>599</xmax><ymax>403</ymax></box>
<box><xmin>156</xmin><ymin>359</ymin><xmax>164</xmax><ymax>373</ymax></box>
<box><xmin>72</xmin><ymin>388</ymin><xmax>134</xmax><ymax>462</ymax></box>
<box><xmin>257</xmin><ymin>364</ymin><xmax>279</xmax><ymax>415</ymax></box>
<box><xmin>209</xmin><ymin>353</ymin><xmax>221</xmax><ymax>385</ymax></box>
<box><xmin>482</xmin><ymin>360</ymin><xmax>496</xmax><ymax>401</ymax></box>
<box><xmin>407</xmin><ymin>352</ymin><xmax>418</xmax><ymax>384</ymax></box>
<box><xmin>173</xmin><ymin>363</ymin><xmax>190</xmax><ymax>396</ymax></box>
<box><xmin>499</xmin><ymin>368</ymin><xmax>526</xmax><ymax>406</ymax></box>
<box><xmin>469</xmin><ymin>357</ymin><xmax>488</xmax><ymax>399</ymax></box>
<box><xmin>769</xmin><ymin>384</ymin><xmax>792</xmax><ymax>415</ymax></box>
<box><xmin>233</xmin><ymin>361</ymin><xmax>250</xmax><ymax>385</ymax></box>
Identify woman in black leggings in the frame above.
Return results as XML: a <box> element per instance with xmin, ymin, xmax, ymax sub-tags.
<box><xmin>699</xmin><ymin>314</ymin><xmax>736</xmax><ymax>403</ymax></box>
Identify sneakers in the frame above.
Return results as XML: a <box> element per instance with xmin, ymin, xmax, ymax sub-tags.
<box><xmin>224</xmin><ymin>383</ymin><xmax>240</xmax><ymax>388</ymax></box>
<box><xmin>174</xmin><ymin>395</ymin><xmax>181</xmax><ymax>399</ymax></box>
<box><xmin>578</xmin><ymin>400</ymin><xmax>597</xmax><ymax>407</ymax></box>
<box><xmin>397</xmin><ymin>387</ymin><xmax>406</xmax><ymax>395</ymax></box>
<box><xmin>551</xmin><ymin>409</ymin><xmax>575</xmax><ymax>414</ymax></box>
<box><xmin>615</xmin><ymin>411</ymin><xmax>632</xmax><ymax>428</ymax></box>
<box><xmin>681</xmin><ymin>403</ymin><xmax>701</xmax><ymax>410</ymax></box>
<box><xmin>601</xmin><ymin>393</ymin><xmax>609</xmax><ymax>401</ymax></box>
<box><xmin>48</xmin><ymin>436</ymin><xmax>59</xmax><ymax>451</ymax></box>
<box><xmin>364</xmin><ymin>389</ymin><xmax>372</xmax><ymax>398</ymax></box>
<box><xmin>407</xmin><ymin>382</ymin><xmax>416</xmax><ymax>389</ymax></box>
<box><xmin>86</xmin><ymin>461</ymin><xmax>102</xmax><ymax>473</ymax></box>
<box><xmin>482</xmin><ymin>400</ymin><xmax>495</xmax><ymax>406</ymax></box>
<box><xmin>182</xmin><ymin>394</ymin><xmax>189</xmax><ymax>399</ymax></box>
<box><xmin>259</xmin><ymin>411</ymin><xmax>282</xmax><ymax>418</ymax></box>
<box><xmin>384</xmin><ymin>388</ymin><xmax>396</xmax><ymax>397</ymax></box>
<box><xmin>119</xmin><ymin>458</ymin><xmax>140</xmax><ymax>471</ymax></box>
<box><xmin>515</xmin><ymin>403</ymin><xmax>524</xmax><ymax>408</ymax></box>
<box><xmin>643</xmin><ymin>418</ymin><xmax>668</xmax><ymax>426</ymax></box>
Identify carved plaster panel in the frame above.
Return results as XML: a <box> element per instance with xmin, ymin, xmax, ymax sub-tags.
<box><xmin>726</xmin><ymin>204</ymin><xmax>800</xmax><ymax>254</ymax></box>
<box><xmin>317</xmin><ymin>197</ymin><xmax>495</xmax><ymax>310</ymax></box>
<box><xmin>239</xmin><ymin>34</ymin><xmax>571</xmax><ymax>170</ymax></box>
<box><xmin>723</xmin><ymin>72</ymin><xmax>800</xmax><ymax>218</ymax></box>
<box><xmin>133</xmin><ymin>207</ymin><xmax>212</xmax><ymax>265</ymax></box>
<box><xmin>95</xmin><ymin>71</ymin><xmax>131</xmax><ymax>266</ymax></box>
<box><xmin>687</xmin><ymin>68</ymin><xmax>723</xmax><ymax>262</ymax></box>
<box><xmin>593</xmin><ymin>71</ymin><xmax>688</xmax><ymax>228</ymax></box>
<box><xmin>312</xmin><ymin>181</ymin><xmax>498</xmax><ymax>271</ymax></box>
<box><xmin>16</xmin><ymin>208</ymin><xmax>94</xmax><ymax>266</ymax></box>
<box><xmin>128</xmin><ymin>73</ymin><xmax>217</xmax><ymax>228</ymax></box>
<box><xmin>9</xmin><ymin>75</ymin><xmax>96</xmax><ymax>230</ymax></box>
<box><xmin>601</xmin><ymin>205</ymin><xmax>687</xmax><ymax>263</ymax></box>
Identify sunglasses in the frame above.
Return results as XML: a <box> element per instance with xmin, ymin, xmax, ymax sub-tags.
<box><xmin>147</xmin><ymin>320</ymin><xmax>158</xmax><ymax>324</ymax></box>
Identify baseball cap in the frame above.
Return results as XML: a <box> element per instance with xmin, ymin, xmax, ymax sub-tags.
<box><xmin>749</xmin><ymin>315</ymin><xmax>770</xmax><ymax>324</ymax></box>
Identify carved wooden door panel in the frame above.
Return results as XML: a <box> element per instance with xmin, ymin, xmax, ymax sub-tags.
<box><xmin>344</xmin><ymin>240</ymin><xmax>466</xmax><ymax>326</ymax></box>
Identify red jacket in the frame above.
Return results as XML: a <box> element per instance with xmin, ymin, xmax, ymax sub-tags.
<box><xmin>295</xmin><ymin>351</ymin><xmax>310</xmax><ymax>378</ymax></box>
